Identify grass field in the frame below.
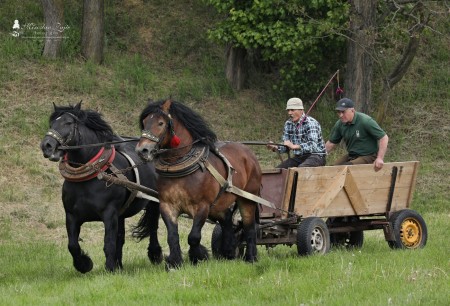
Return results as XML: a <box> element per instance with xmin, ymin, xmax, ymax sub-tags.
<box><xmin>0</xmin><ymin>212</ymin><xmax>448</xmax><ymax>305</ymax></box>
<box><xmin>0</xmin><ymin>1</ymin><xmax>448</xmax><ymax>305</ymax></box>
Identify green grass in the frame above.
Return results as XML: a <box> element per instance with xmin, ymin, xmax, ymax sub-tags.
<box><xmin>0</xmin><ymin>212</ymin><xmax>448</xmax><ymax>305</ymax></box>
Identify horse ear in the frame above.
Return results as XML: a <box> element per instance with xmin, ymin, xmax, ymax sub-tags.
<box><xmin>53</xmin><ymin>102</ymin><xmax>57</xmax><ymax>110</ymax></box>
<box><xmin>75</xmin><ymin>100</ymin><xmax>82</xmax><ymax>111</ymax></box>
<box><xmin>161</xmin><ymin>99</ymin><xmax>172</xmax><ymax>113</ymax></box>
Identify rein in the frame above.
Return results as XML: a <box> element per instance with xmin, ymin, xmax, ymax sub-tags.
<box><xmin>151</xmin><ymin>138</ymin><xmax>204</xmax><ymax>156</ymax></box>
<box><xmin>58</xmin><ymin>138</ymin><xmax>139</xmax><ymax>150</ymax></box>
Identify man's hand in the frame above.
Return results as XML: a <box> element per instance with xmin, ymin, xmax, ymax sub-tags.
<box><xmin>374</xmin><ymin>157</ymin><xmax>384</xmax><ymax>172</ymax></box>
<box><xmin>266</xmin><ymin>141</ymin><xmax>278</xmax><ymax>152</ymax></box>
<box><xmin>283</xmin><ymin>140</ymin><xmax>299</xmax><ymax>150</ymax></box>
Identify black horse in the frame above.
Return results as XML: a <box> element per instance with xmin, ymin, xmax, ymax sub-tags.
<box><xmin>40</xmin><ymin>102</ymin><xmax>162</xmax><ymax>273</ymax></box>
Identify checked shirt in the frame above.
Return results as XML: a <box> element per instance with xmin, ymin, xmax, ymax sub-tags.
<box><xmin>279</xmin><ymin>114</ymin><xmax>326</xmax><ymax>156</ymax></box>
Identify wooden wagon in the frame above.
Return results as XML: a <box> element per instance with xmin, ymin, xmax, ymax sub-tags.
<box><xmin>98</xmin><ymin>159</ymin><xmax>427</xmax><ymax>257</ymax></box>
<box><xmin>211</xmin><ymin>161</ymin><xmax>428</xmax><ymax>257</ymax></box>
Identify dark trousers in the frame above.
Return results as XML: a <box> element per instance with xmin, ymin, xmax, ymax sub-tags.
<box><xmin>276</xmin><ymin>154</ymin><xmax>326</xmax><ymax>169</ymax></box>
<box><xmin>333</xmin><ymin>153</ymin><xmax>377</xmax><ymax>166</ymax></box>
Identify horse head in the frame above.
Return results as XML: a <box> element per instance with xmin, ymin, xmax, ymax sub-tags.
<box><xmin>136</xmin><ymin>98</ymin><xmax>218</xmax><ymax>162</ymax></box>
<box><xmin>136</xmin><ymin>99</ymin><xmax>180</xmax><ymax>161</ymax></box>
<box><xmin>40</xmin><ymin>102</ymin><xmax>82</xmax><ymax>161</ymax></box>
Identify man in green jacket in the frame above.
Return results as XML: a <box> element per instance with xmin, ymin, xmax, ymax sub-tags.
<box><xmin>325</xmin><ymin>98</ymin><xmax>389</xmax><ymax>171</ymax></box>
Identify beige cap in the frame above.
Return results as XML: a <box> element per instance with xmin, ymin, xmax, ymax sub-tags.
<box><xmin>286</xmin><ymin>97</ymin><xmax>304</xmax><ymax>110</ymax></box>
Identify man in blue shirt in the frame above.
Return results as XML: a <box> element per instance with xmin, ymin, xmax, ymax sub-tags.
<box><xmin>267</xmin><ymin>97</ymin><xmax>326</xmax><ymax>168</ymax></box>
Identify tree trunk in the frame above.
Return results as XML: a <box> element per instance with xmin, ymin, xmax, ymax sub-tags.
<box><xmin>41</xmin><ymin>0</ymin><xmax>64</xmax><ymax>58</ymax></box>
<box><xmin>344</xmin><ymin>0</ymin><xmax>377</xmax><ymax>113</ymax></box>
<box><xmin>375</xmin><ymin>2</ymin><xmax>426</xmax><ymax>123</ymax></box>
<box><xmin>225</xmin><ymin>45</ymin><xmax>247</xmax><ymax>91</ymax></box>
<box><xmin>81</xmin><ymin>0</ymin><xmax>104</xmax><ymax>64</ymax></box>
<box><xmin>375</xmin><ymin>34</ymin><xmax>422</xmax><ymax>123</ymax></box>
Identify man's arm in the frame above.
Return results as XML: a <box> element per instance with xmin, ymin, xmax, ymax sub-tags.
<box><xmin>374</xmin><ymin>134</ymin><xmax>389</xmax><ymax>171</ymax></box>
<box><xmin>325</xmin><ymin>140</ymin><xmax>336</xmax><ymax>154</ymax></box>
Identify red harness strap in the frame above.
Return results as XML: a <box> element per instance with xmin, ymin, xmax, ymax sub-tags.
<box><xmin>59</xmin><ymin>147</ymin><xmax>116</xmax><ymax>182</ymax></box>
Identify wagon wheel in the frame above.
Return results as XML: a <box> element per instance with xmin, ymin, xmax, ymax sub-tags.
<box><xmin>297</xmin><ymin>217</ymin><xmax>330</xmax><ymax>256</ymax></box>
<box><xmin>388</xmin><ymin>209</ymin><xmax>428</xmax><ymax>249</ymax></box>
<box><xmin>211</xmin><ymin>224</ymin><xmax>244</xmax><ymax>259</ymax></box>
<box><xmin>326</xmin><ymin>217</ymin><xmax>364</xmax><ymax>249</ymax></box>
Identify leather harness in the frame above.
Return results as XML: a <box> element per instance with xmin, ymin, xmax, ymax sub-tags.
<box><xmin>59</xmin><ymin>146</ymin><xmax>145</xmax><ymax>215</ymax></box>
<box><xmin>154</xmin><ymin>144</ymin><xmax>276</xmax><ymax>209</ymax></box>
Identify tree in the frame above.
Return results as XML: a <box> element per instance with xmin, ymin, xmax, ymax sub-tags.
<box><xmin>344</xmin><ymin>0</ymin><xmax>377</xmax><ymax>112</ymax></box>
<box><xmin>204</xmin><ymin>0</ymin><xmax>349</xmax><ymax>96</ymax></box>
<box><xmin>374</xmin><ymin>0</ymin><xmax>437</xmax><ymax>121</ymax></box>
<box><xmin>205</xmin><ymin>0</ymin><xmax>447</xmax><ymax>113</ymax></box>
<box><xmin>225</xmin><ymin>45</ymin><xmax>248</xmax><ymax>90</ymax></box>
<box><xmin>41</xmin><ymin>0</ymin><xmax>64</xmax><ymax>58</ymax></box>
<box><xmin>81</xmin><ymin>0</ymin><xmax>104</xmax><ymax>63</ymax></box>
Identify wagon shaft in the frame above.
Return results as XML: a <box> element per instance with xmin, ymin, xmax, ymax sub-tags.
<box><xmin>97</xmin><ymin>171</ymin><xmax>159</xmax><ymax>202</ymax></box>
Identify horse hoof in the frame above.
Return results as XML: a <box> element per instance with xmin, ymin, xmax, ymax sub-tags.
<box><xmin>244</xmin><ymin>255</ymin><xmax>258</xmax><ymax>263</ymax></box>
<box><xmin>74</xmin><ymin>252</ymin><xmax>94</xmax><ymax>273</ymax></box>
<box><xmin>189</xmin><ymin>245</ymin><xmax>209</xmax><ymax>265</ymax></box>
<box><xmin>148</xmin><ymin>246</ymin><xmax>163</xmax><ymax>264</ymax></box>
<box><xmin>164</xmin><ymin>256</ymin><xmax>182</xmax><ymax>271</ymax></box>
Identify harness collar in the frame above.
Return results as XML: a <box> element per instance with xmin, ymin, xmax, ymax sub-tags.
<box><xmin>59</xmin><ymin>146</ymin><xmax>116</xmax><ymax>182</ymax></box>
<box><xmin>155</xmin><ymin>145</ymin><xmax>208</xmax><ymax>178</ymax></box>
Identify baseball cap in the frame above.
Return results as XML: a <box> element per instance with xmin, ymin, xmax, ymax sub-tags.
<box><xmin>286</xmin><ymin>97</ymin><xmax>304</xmax><ymax>110</ymax></box>
<box><xmin>335</xmin><ymin>98</ymin><xmax>355</xmax><ymax>111</ymax></box>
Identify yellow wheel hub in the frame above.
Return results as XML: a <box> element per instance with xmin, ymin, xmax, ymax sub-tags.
<box><xmin>400</xmin><ymin>218</ymin><xmax>422</xmax><ymax>248</ymax></box>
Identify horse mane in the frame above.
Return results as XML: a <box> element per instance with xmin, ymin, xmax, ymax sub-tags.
<box><xmin>50</xmin><ymin>104</ymin><xmax>115</xmax><ymax>142</ymax></box>
<box><xmin>140</xmin><ymin>99</ymin><xmax>218</xmax><ymax>149</ymax></box>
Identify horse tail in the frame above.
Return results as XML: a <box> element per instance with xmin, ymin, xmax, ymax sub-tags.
<box><xmin>132</xmin><ymin>202</ymin><xmax>160</xmax><ymax>241</ymax></box>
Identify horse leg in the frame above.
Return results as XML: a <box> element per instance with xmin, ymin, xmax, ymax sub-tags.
<box><xmin>238</xmin><ymin>200</ymin><xmax>258</xmax><ymax>263</ymax></box>
<box><xmin>103</xmin><ymin>210</ymin><xmax>119</xmax><ymax>272</ymax></box>
<box><xmin>219</xmin><ymin>208</ymin><xmax>237</xmax><ymax>259</ymax></box>
<box><xmin>66</xmin><ymin>213</ymin><xmax>93</xmax><ymax>273</ymax></box>
<box><xmin>115</xmin><ymin>217</ymin><xmax>125</xmax><ymax>270</ymax></box>
<box><xmin>188</xmin><ymin>208</ymin><xmax>209</xmax><ymax>265</ymax></box>
<box><xmin>160</xmin><ymin>206</ymin><xmax>183</xmax><ymax>270</ymax></box>
<box><xmin>146</xmin><ymin>202</ymin><xmax>163</xmax><ymax>264</ymax></box>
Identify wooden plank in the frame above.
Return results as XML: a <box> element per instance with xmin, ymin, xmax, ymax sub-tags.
<box><xmin>344</xmin><ymin>168</ymin><xmax>369</xmax><ymax>215</ymax></box>
<box><xmin>281</xmin><ymin>169</ymin><xmax>296</xmax><ymax>217</ymax></box>
<box><xmin>405</xmin><ymin>161</ymin><xmax>419</xmax><ymax>208</ymax></box>
<box><xmin>277</xmin><ymin>161</ymin><xmax>419</xmax><ymax>219</ymax></box>
<box><xmin>298</xmin><ymin>167</ymin><xmax>347</xmax><ymax>216</ymax></box>
<box><xmin>294</xmin><ymin>186</ymin><xmax>413</xmax><ymax>216</ymax></box>
<box><xmin>260</xmin><ymin>169</ymin><xmax>289</xmax><ymax>217</ymax></box>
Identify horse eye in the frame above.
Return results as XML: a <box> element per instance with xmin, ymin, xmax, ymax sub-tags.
<box><xmin>158</xmin><ymin>121</ymin><xmax>164</xmax><ymax>126</ymax></box>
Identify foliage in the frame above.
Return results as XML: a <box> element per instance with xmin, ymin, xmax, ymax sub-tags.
<box><xmin>204</xmin><ymin>0</ymin><xmax>349</xmax><ymax>97</ymax></box>
<box><xmin>373</xmin><ymin>0</ymin><xmax>449</xmax><ymax>87</ymax></box>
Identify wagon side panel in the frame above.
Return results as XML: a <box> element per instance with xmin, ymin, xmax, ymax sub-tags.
<box><xmin>260</xmin><ymin>169</ymin><xmax>289</xmax><ymax>218</ymax></box>
<box><xmin>282</xmin><ymin>161</ymin><xmax>420</xmax><ymax>218</ymax></box>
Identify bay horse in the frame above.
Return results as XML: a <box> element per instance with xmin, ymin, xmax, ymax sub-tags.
<box><xmin>40</xmin><ymin>102</ymin><xmax>162</xmax><ymax>273</ymax></box>
<box><xmin>135</xmin><ymin>99</ymin><xmax>262</xmax><ymax>269</ymax></box>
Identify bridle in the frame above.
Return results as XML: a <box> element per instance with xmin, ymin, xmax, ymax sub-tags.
<box><xmin>140</xmin><ymin>110</ymin><xmax>173</xmax><ymax>151</ymax></box>
<box><xmin>46</xmin><ymin>112</ymin><xmax>79</xmax><ymax>147</ymax></box>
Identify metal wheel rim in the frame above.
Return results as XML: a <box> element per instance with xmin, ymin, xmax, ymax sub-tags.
<box><xmin>311</xmin><ymin>228</ymin><xmax>325</xmax><ymax>252</ymax></box>
<box><xmin>400</xmin><ymin>217</ymin><xmax>422</xmax><ymax>248</ymax></box>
